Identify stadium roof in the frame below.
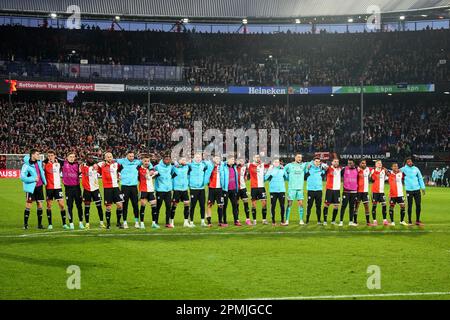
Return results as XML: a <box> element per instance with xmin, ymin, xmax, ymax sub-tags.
<box><xmin>0</xmin><ymin>0</ymin><xmax>449</xmax><ymax>19</ymax></box>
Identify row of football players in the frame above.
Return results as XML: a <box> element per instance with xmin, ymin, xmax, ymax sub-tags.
<box><xmin>20</xmin><ymin>149</ymin><xmax>426</xmax><ymax>230</ymax></box>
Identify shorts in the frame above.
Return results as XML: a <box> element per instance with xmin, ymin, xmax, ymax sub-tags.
<box><xmin>65</xmin><ymin>185</ymin><xmax>82</xmax><ymax>201</ymax></box>
<box><xmin>357</xmin><ymin>192</ymin><xmax>369</xmax><ymax>203</ymax></box>
<box><xmin>237</xmin><ymin>188</ymin><xmax>249</xmax><ymax>200</ymax></box>
<box><xmin>325</xmin><ymin>189</ymin><xmax>340</xmax><ymax>204</ymax></box>
<box><xmin>389</xmin><ymin>196</ymin><xmax>405</xmax><ymax>205</ymax></box>
<box><xmin>173</xmin><ymin>190</ymin><xmax>189</xmax><ymax>202</ymax></box>
<box><xmin>46</xmin><ymin>188</ymin><xmax>64</xmax><ymax>201</ymax></box>
<box><xmin>104</xmin><ymin>187</ymin><xmax>124</xmax><ymax>204</ymax></box>
<box><xmin>140</xmin><ymin>191</ymin><xmax>156</xmax><ymax>201</ymax></box>
<box><xmin>372</xmin><ymin>193</ymin><xmax>386</xmax><ymax>203</ymax></box>
<box><xmin>26</xmin><ymin>185</ymin><xmax>44</xmax><ymax>202</ymax></box>
<box><xmin>208</xmin><ymin>187</ymin><xmax>224</xmax><ymax>205</ymax></box>
<box><xmin>288</xmin><ymin>189</ymin><xmax>304</xmax><ymax>201</ymax></box>
<box><xmin>251</xmin><ymin>187</ymin><xmax>266</xmax><ymax>201</ymax></box>
<box><xmin>83</xmin><ymin>189</ymin><xmax>102</xmax><ymax>203</ymax></box>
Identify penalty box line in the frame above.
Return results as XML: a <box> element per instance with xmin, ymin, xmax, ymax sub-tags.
<box><xmin>0</xmin><ymin>229</ymin><xmax>445</xmax><ymax>238</ymax></box>
<box><xmin>248</xmin><ymin>291</ymin><xmax>450</xmax><ymax>300</ymax></box>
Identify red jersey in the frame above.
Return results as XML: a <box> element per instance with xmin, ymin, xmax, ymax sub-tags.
<box><xmin>388</xmin><ymin>171</ymin><xmax>405</xmax><ymax>197</ymax></box>
<box><xmin>325</xmin><ymin>166</ymin><xmax>342</xmax><ymax>190</ymax></box>
<box><xmin>97</xmin><ymin>161</ymin><xmax>121</xmax><ymax>188</ymax></box>
<box><xmin>370</xmin><ymin>168</ymin><xmax>387</xmax><ymax>193</ymax></box>
<box><xmin>209</xmin><ymin>164</ymin><xmax>221</xmax><ymax>188</ymax></box>
<box><xmin>237</xmin><ymin>164</ymin><xmax>247</xmax><ymax>190</ymax></box>
<box><xmin>248</xmin><ymin>162</ymin><xmax>269</xmax><ymax>188</ymax></box>
<box><xmin>43</xmin><ymin>159</ymin><xmax>62</xmax><ymax>190</ymax></box>
<box><xmin>80</xmin><ymin>164</ymin><xmax>99</xmax><ymax>192</ymax></box>
<box><xmin>138</xmin><ymin>166</ymin><xmax>155</xmax><ymax>192</ymax></box>
<box><xmin>357</xmin><ymin>167</ymin><xmax>371</xmax><ymax>193</ymax></box>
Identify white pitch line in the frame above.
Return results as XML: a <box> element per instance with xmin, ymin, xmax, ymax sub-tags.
<box><xmin>0</xmin><ymin>229</ymin><xmax>442</xmax><ymax>239</ymax></box>
<box><xmin>249</xmin><ymin>291</ymin><xmax>450</xmax><ymax>300</ymax></box>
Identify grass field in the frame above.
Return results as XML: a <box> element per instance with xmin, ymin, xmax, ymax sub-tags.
<box><xmin>0</xmin><ymin>178</ymin><xmax>449</xmax><ymax>300</ymax></box>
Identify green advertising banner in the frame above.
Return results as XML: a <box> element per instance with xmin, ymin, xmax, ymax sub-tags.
<box><xmin>332</xmin><ymin>84</ymin><xmax>435</xmax><ymax>94</ymax></box>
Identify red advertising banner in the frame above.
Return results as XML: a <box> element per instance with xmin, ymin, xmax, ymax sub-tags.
<box><xmin>0</xmin><ymin>169</ymin><xmax>21</xmax><ymax>178</ymax></box>
<box><xmin>16</xmin><ymin>81</ymin><xmax>95</xmax><ymax>92</ymax></box>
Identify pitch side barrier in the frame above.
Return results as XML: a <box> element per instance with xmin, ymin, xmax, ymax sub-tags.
<box><xmin>5</xmin><ymin>80</ymin><xmax>435</xmax><ymax>95</ymax></box>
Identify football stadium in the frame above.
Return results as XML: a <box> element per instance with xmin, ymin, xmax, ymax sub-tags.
<box><xmin>0</xmin><ymin>0</ymin><xmax>450</xmax><ymax>305</ymax></box>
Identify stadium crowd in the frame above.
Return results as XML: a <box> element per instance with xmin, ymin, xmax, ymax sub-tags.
<box><xmin>0</xmin><ymin>26</ymin><xmax>448</xmax><ymax>85</ymax></box>
<box><xmin>1</xmin><ymin>100</ymin><xmax>448</xmax><ymax>158</ymax></box>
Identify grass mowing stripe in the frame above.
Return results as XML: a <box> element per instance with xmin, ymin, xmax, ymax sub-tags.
<box><xmin>249</xmin><ymin>291</ymin><xmax>450</xmax><ymax>300</ymax></box>
<box><xmin>0</xmin><ymin>229</ymin><xmax>441</xmax><ymax>238</ymax></box>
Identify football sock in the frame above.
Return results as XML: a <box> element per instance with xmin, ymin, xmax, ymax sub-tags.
<box><xmin>24</xmin><ymin>208</ymin><xmax>30</xmax><ymax>226</ymax></box>
<box><xmin>244</xmin><ymin>202</ymin><xmax>249</xmax><ymax>219</ymax></box>
<box><xmin>46</xmin><ymin>209</ymin><xmax>52</xmax><ymax>225</ymax></box>
<box><xmin>382</xmin><ymin>205</ymin><xmax>387</xmax><ymax>220</ymax></box>
<box><xmin>323</xmin><ymin>206</ymin><xmax>328</xmax><ymax>222</ymax></box>
<box><xmin>332</xmin><ymin>208</ymin><xmax>338</xmax><ymax>222</ymax></box>
<box><xmin>371</xmin><ymin>204</ymin><xmax>377</xmax><ymax>220</ymax></box>
<box><xmin>140</xmin><ymin>206</ymin><xmax>146</xmax><ymax>222</ymax></box>
<box><xmin>207</xmin><ymin>216</ymin><xmax>211</xmax><ymax>224</ymax></box>
<box><xmin>37</xmin><ymin>208</ymin><xmax>43</xmax><ymax>226</ymax></box>
<box><xmin>96</xmin><ymin>204</ymin><xmax>104</xmax><ymax>221</ymax></box>
<box><xmin>105</xmin><ymin>208</ymin><xmax>111</xmax><ymax>225</ymax></box>
<box><xmin>286</xmin><ymin>207</ymin><xmax>291</xmax><ymax>221</ymax></box>
<box><xmin>400</xmin><ymin>207</ymin><xmax>405</xmax><ymax>221</ymax></box>
<box><xmin>251</xmin><ymin>207</ymin><xmax>257</xmax><ymax>220</ymax></box>
<box><xmin>84</xmin><ymin>205</ymin><xmax>90</xmax><ymax>223</ymax></box>
<box><xmin>262</xmin><ymin>207</ymin><xmax>267</xmax><ymax>220</ymax></box>
<box><xmin>183</xmin><ymin>205</ymin><xmax>189</xmax><ymax>220</ymax></box>
<box><xmin>218</xmin><ymin>207</ymin><xmax>223</xmax><ymax>224</ymax></box>
<box><xmin>389</xmin><ymin>207</ymin><xmax>394</xmax><ymax>222</ymax></box>
<box><xmin>60</xmin><ymin>209</ymin><xmax>67</xmax><ymax>224</ymax></box>
<box><xmin>298</xmin><ymin>207</ymin><xmax>303</xmax><ymax>221</ymax></box>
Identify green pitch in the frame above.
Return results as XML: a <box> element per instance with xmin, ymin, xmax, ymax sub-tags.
<box><xmin>0</xmin><ymin>179</ymin><xmax>449</xmax><ymax>300</ymax></box>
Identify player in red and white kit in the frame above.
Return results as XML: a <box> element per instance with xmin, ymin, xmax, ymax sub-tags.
<box><xmin>97</xmin><ymin>152</ymin><xmax>123</xmax><ymax>229</ymax></box>
<box><xmin>80</xmin><ymin>155</ymin><xmax>105</xmax><ymax>229</ymax></box>
<box><xmin>236</xmin><ymin>158</ymin><xmax>251</xmax><ymax>225</ymax></box>
<box><xmin>137</xmin><ymin>155</ymin><xmax>157</xmax><ymax>229</ymax></box>
<box><xmin>387</xmin><ymin>163</ymin><xmax>407</xmax><ymax>226</ymax></box>
<box><xmin>248</xmin><ymin>154</ymin><xmax>270</xmax><ymax>225</ymax></box>
<box><xmin>42</xmin><ymin>150</ymin><xmax>68</xmax><ymax>230</ymax></box>
<box><xmin>370</xmin><ymin>160</ymin><xmax>388</xmax><ymax>226</ymax></box>
<box><xmin>355</xmin><ymin>159</ymin><xmax>374</xmax><ymax>226</ymax></box>
<box><xmin>206</xmin><ymin>156</ymin><xmax>224</xmax><ymax>227</ymax></box>
<box><xmin>322</xmin><ymin>158</ymin><xmax>342</xmax><ymax>225</ymax></box>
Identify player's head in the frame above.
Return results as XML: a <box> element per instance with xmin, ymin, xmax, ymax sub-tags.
<box><xmin>193</xmin><ymin>153</ymin><xmax>202</xmax><ymax>163</ymax></box>
<box><xmin>347</xmin><ymin>159</ymin><xmax>355</xmax><ymax>168</ymax></box>
<box><xmin>67</xmin><ymin>152</ymin><xmax>76</xmax><ymax>163</ymax></box>
<box><xmin>253</xmin><ymin>154</ymin><xmax>261</xmax><ymax>164</ymax></box>
<box><xmin>391</xmin><ymin>163</ymin><xmax>399</xmax><ymax>172</ymax></box>
<box><xmin>29</xmin><ymin>149</ymin><xmax>40</xmax><ymax>161</ymax></box>
<box><xmin>179</xmin><ymin>157</ymin><xmax>187</xmax><ymax>166</ymax></box>
<box><xmin>273</xmin><ymin>158</ymin><xmax>280</xmax><ymax>167</ymax></box>
<box><xmin>405</xmin><ymin>157</ymin><xmax>413</xmax><ymax>167</ymax></box>
<box><xmin>375</xmin><ymin>160</ymin><xmax>382</xmax><ymax>169</ymax></box>
<box><xmin>104</xmin><ymin>152</ymin><xmax>113</xmax><ymax>162</ymax></box>
<box><xmin>237</xmin><ymin>158</ymin><xmax>245</xmax><ymax>166</ymax></box>
<box><xmin>359</xmin><ymin>159</ymin><xmax>367</xmax><ymax>169</ymax></box>
<box><xmin>126</xmin><ymin>151</ymin><xmax>135</xmax><ymax>161</ymax></box>
<box><xmin>142</xmin><ymin>155</ymin><xmax>151</xmax><ymax>168</ymax></box>
<box><xmin>47</xmin><ymin>150</ymin><xmax>56</xmax><ymax>161</ymax></box>
<box><xmin>163</xmin><ymin>155</ymin><xmax>171</xmax><ymax>165</ymax></box>
<box><xmin>213</xmin><ymin>155</ymin><xmax>221</xmax><ymax>165</ymax></box>
<box><xmin>332</xmin><ymin>158</ymin><xmax>339</xmax><ymax>167</ymax></box>
<box><xmin>295</xmin><ymin>154</ymin><xmax>302</xmax><ymax>163</ymax></box>
<box><xmin>227</xmin><ymin>156</ymin><xmax>235</xmax><ymax>166</ymax></box>
<box><xmin>313</xmin><ymin>156</ymin><xmax>321</xmax><ymax>167</ymax></box>
<box><xmin>85</xmin><ymin>155</ymin><xmax>94</xmax><ymax>166</ymax></box>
